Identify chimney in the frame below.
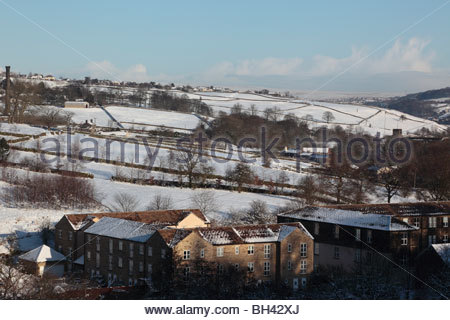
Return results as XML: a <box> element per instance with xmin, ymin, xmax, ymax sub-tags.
<box><xmin>4</xmin><ymin>66</ymin><xmax>11</xmax><ymax>116</ymax></box>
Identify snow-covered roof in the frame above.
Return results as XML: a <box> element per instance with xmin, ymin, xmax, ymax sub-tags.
<box><xmin>322</xmin><ymin>202</ymin><xmax>450</xmax><ymax>217</ymax></box>
<box><xmin>84</xmin><ymin>217</ymin><xmax>157</xmax><ymax>243</ymax></box>
<box><xmin>158</xmin><ymin>229</ymin><xmax>193</xmax><ymax>248</ymax></box>
<box><xmin>19</xmin><ymin>245</ymin><xmax>66</xmax><ymax>263</ymax></box>
<box><xmin>74</xmin><ymin>255</ymin><xmax>84</xmax><ymax>265</ymax></box>
<box><xmin>279</xmin><ymin>207</ymin><xmax>417</xmax><ymax>231</ymax></box>
<box><xmin>64</xmin><ymin>209</ymin><xmax>208</xmax><ymax>231</ymax></box>
<box><xmin>197</xmin><ymin>223</ymin><xmax>311</xmax><ymax>245</ymax></box>
<box><xmin>432</xmin><ymin>244</ymin><xmax>450</xmax><ymax>266</ymax></box>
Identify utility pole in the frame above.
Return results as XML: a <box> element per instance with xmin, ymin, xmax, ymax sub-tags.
<box><xmin>4</xmin><ymin>66</ymin><xmax>11</xmax><ymax>116</ymax></box>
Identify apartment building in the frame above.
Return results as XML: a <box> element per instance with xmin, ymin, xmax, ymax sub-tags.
<box><xmin>278</xmin><ymin>207</ymin><xmax>419</xmax><ymax>271</ymax></box>
<box><xmin>54</xmin><ymin>209</ymin><xmax>209</xmax><ymax>268</ymax></box>
<box><xmin>158</xmin><ymin>223</ymin><xmax>314</xmax><ymax>290</ymax></box>
<box><xmin>321</xmin><ymin>202</ymin><xmax>450</xmax><ymax>251</ymax></box>
<box><xmin>83</xmin><ymin>217</ymin><xmax>169</xmax><ymax>286</ymax></box>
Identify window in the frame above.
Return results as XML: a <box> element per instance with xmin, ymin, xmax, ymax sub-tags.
<box><xmin>443</xmin><ymin>234</ymin><xmax>448</xmax><ymax>243</ymax></box>
<box><xmin>401</xmin><ymin>233</ymin><xmax>408</xmax><ymax>246</ymax></box>
<box><xmin>287</xmin><ymin>260</ymin><xmax>292</xmax><ymax>271</ymax></box>
<box><xmin>139</xmin><ymin>244</ymin><xmax>144</xmax><ymax>255</ymax></box>
<box><xmin>355</xmin><ymin>228</ymin><xmax>361</xmax><ymax>241</ymax></box>
<box><xmin>314</xmin><ymin>222</ymin><xmax>320</xmax><ymax>235</ymax></box>
<box><xmin>248</xmin><ymin>262</ymin><xmax>254</xmax><ymax>273</ymax></box>
<box><xmin>118</xmin><ymin>257</ymin><xmax>123</xmax><ymax>268</ymax></box>
<box><xmin>216</xmin><ymin>247</ymin><xmax>224</xmax><ymax>257</ymax></box>
<box><xmin>300</xmin><ymin>243</ymin><xmax>307</xmax><ymax>257</ymax></box>
<box><xmin>263</xmin><ymin>262</ymin><xmax>270</xmax><ymax>276</ymax></box>
<box><xmin>139</xmin><ymin>262</ymin><xmax>144</xmax><ymax>273</ymax></box>
<box><xmin>68</xmin><ymin>231</ymin><xmax>73</xmax><ymax>241</ymax></box>
<box><xmin>109</xmin><ymin>239</ymin><xmax>113</xmax><ymax>254</ymax></box>
<box><xmin>108</xmin><ymin>255</ymin><xmax>113</xmax><ymax>270</ymax></box>
<box><xmin>218</xmin><ymin>264</ymin><xmax>224</xmax><ymax>274</ymax></box>
<box><xmin>400</xmin><ymin>254</ymin><xmax>408</xmax><ymax>266</ymax></box>
<box><xmin>314</xmin><ymin>243</ymin><xmax>320</xmax><ymax>255</ymax></box>
<box><xmin>129</xmin><ymin>243</ymin><xmax>134</xmax><ymax>258</ymax></box>
<box><xmin>87</xmin><ymin>250</ymin><xmax>91</xmax><ymax>261</ymax></box>
<box><xmin>87</xmin><ymin>234</ymin><xmax>92</xmax><ymax>242</ymax></box>
<box><xmin>118</xmin><ymin>240</ymin><xmax>123</xmax><ymax>251</ymax></box>
<box><xmin>287</xmin><ymin>243</ymin><xmax>292</xmax><ymax>253</ymax></box>
<box><xmin>334</xmin><ymin>247</ymin><xmax>340</xmax><ymax>260</ymax></box>
<box><xmin>147</xmin><ymin>264</ymin><xmax>152</xmax><ymax>275</ymax></box>
<box><xmin>96</xmin><ymin>238</ymin><xmax>100</xmax><ymax>251</ymax></box>
<box><xmin>429</xmin><ymin>217</ymin><xmax>437</xmax><ymax>228</ymax></box>
<box><xmin>355</xmin><ymin>249</ymin><xmax>361</xmax><ymax>263</ymax></box>
<box><xmin>428</xmin><ymin>235</ymin><xmax>437</xmax><ymax>246</ymax></box>
<box><xmin>300</xmin><ymin>260</ymin><xmax>307</xmax><ymax>274</ymax></box>
<box><xmin>58</xmin><ymin>245</ymin><xmax>62</xmax><ymax>252</ymax></box>
<box><xmin>444</xmin><ymin>217</ymin><xmax>449</xmax><ymax>228</ymax></box>
<box><xmin>200</xmin><ymin>248</ymin><xmax>205</xmax><ymax>258</ymax></box>
<box><xmin>264</xmin><ymin>244</ymin><xmax>271</xmax><ymax>259</ymax></box>
<box><xmin>183</xmin><ymin>250</ymin><xmax>190</xmax><ymax>260</ymax></box>
<box><xmin>301</xmin><ymin>278</ymin><xmax>307</xmax><ymax>287</ymax></box>
<box><xmin>334</xmin><ymin>225</ymin><xmax>339</xmax><ymax>239</ymax></box>
<box><xmin>161</xmin><ymin>249</ymin><xmax>166</xmax><ymax>258</ymax></box>
<box><xmin>235</xmin><ymin>246</ymin><xmax>240</xmax><ymax>255</ymax></box>
<box><xmin>183</xmin><ymin>267</ymin><xmax>190</xmax><ymax>281</ymax></box>
<box><xmin>247</xmin><ymin>245</ymin><xmax>254</xmax><ymax>255</ymax></box>
<box><xmin>96</xmin><ymin>252</ymin><xmax>100</xmax><ymax>268</ymax></box>
<box><xmin>367</xmin><ymin>230</ymin><xmax>373</xmax><ymax>243</ymax></box>
<box><xmin>129</xmin><ymin>260</ymin><xmax>134</xmax><ymax>274</ymax></box>
<box><xmin>147</xmin><ymin>246</ymin><xmax>152</xmax><ymax>257</ymax></box>
<box><xmin>58</xmin><ymin>230</ymin><xmax>62</xmax><ymax>239</ymax></box>
<box><xmin>413</xmin><ymin>218</ymin><xmax>420</xmax><ymax>228</ymax></box>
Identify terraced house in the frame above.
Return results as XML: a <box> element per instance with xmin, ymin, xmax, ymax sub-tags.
<box><xmin>158</xmin><ymin>223</ymin><xmax>314</xmax><ymax>290</ymax></box>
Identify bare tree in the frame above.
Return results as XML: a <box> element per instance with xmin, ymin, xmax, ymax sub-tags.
<box><xmin>322</xmin><ymin>111</ymin><xmax>335</xmax><ymax>123</ymax></box>
<box><xmin>110</xmin><ymin>193</ymin><xmax>139</xmax><ymax>212</ymax></box>
<box><xmin>147</xmin><ymin>193</ymin><xmax>173</xmax><ymax>210</ymax></box>
<box><xmin>225</xmin><ymin>162</ymin><xmax>254</xmax><ymax>193</ymax></box>
<box><xmin>190</xmin><ymin>190</ymin><xmax>217</xmax><ymax>216</ymax></box>
<box><xmin>176</xmin><ymin>141</ymin><xmax>202</xmax><ymax>188</ymax></box>
<box><xmin>297</xmin><ymin>175</ymin><xmax>320</xmax><ymax>205</ymax></box>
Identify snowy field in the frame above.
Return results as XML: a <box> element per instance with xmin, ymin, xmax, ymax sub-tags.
<box><xmin>172</xmin><ymin>91</ymin><xmax>447</xmax><ymax>136</ymax></box>
<box><xmin>106</xmin><ymin>106</ymin><xmax>204</xmax><ymax>131</ymax></box>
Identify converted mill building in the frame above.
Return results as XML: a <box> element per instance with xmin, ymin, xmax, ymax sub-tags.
<box><xmin>158</xmin><ymin>223</ymin><xmax>314</xmax><ymax>290</ymax></box>
<box><xmin>278</xmin><ymin>206</ymin><xmax>419</xmax><ymax>271</ymax></box>
<box><xmin>321</xmin><ymin>202</ymin><xmax>450</xmax><ymax>250</ymax></box>
<box><xmin>54</xmin><ymin>209</ymin><xmax>209</xmax><ymax>272</ymax></box>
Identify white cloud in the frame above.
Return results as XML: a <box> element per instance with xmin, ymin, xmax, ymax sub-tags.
<box><xmin>205</xmin><ymin>38</ymin><xmax>435</xmax><ymax>81</ymax></box>
<box><xmin>206</xmin><ymin>57</ymin><xmax>303</xmax><ymax>77</ymax></box>
<box><xmin>84</xmin><ymin>61</ymin><xmax>152</xmax><ymax>82</ymax></box>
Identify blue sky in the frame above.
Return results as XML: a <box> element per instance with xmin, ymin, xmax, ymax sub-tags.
<box><xmin>1</xmin><ymin>0</ymin><xmax>449</xmax><ymax>93</ymax></box>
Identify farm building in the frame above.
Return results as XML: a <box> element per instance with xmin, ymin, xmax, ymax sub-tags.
<box><xmin>18</xmin><ymin>245</ymin><xmax>66</xmax><ymax>277</ymax></box>
<box><xmin>64</xmin><ymin>101</ymin><xmax>89</xmax><ymax>108</ymax></box>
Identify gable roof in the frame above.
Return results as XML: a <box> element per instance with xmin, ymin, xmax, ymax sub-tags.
<box><xmin>278</xmin><ymin>207</ymin><xmax>417</xmax><ymax>231</ymax></box>
<box><xmin>321</xmin><ymin>202</ymin><xmax>450</xmax><ymax>216</ymax></box>
<box><xmin>160</xmin><ymin>223</ymin><xmax>311</xmax><ymax>247</ymax></box>
<box><xmin>158</xmin><ymin>229</ymin><xmax>194</xmax><ymax>248</ymax></box>
<box><xmin>19</xmin><ymin>245</ymin><xmax>66</xmax><ymax>263</ymax></box>
<box><xmin>84</xmin><ymin>217</ymin><xmax>158</xmax><ymax>242</ymax></box>
<box><xmin>431</xmin><ymin>244</ymin><xmax>450</xmax><ymax>266</ymax></box>
<box><xmin>64</xmin><ymin>209</ymin><xmax>208</xmax><ymax>231</ymax></box>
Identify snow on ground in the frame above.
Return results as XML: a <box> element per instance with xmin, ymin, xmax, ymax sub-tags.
<box><xmin>174</xmin><ymin>91</ymin><xmax>447</xmax><ymax>136</ymax></box>
<box><xmin>106</xmin><ymin>106</ymin><xmax>203</xmax><ymax>130</ymax></box>
<box><xmin>0</xmin><ymin>123</ymin><xmax>46</xmax><ymax>135</ymax></box>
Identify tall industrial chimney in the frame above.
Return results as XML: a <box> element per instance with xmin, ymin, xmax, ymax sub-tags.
<box><xmin>4</xmin><ymin>66</ymin><xmax>11</xmax><ymax>116</ymax></box>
